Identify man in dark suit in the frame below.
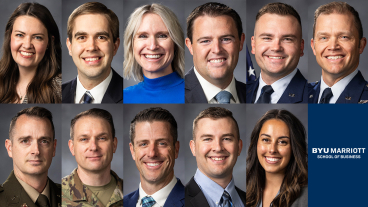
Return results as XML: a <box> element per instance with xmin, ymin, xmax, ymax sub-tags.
<box><xmin>309</xmin><ymin>2</ymin><xmax>368</xmax><ymax>104</ymax></box>
<box><xmin>62</xmin><ymin>2</ymin><xmax>123</xmax><ymax>104</ymax></box>
<box><xmin>0</xmin><ymin>107</ymin><xmax>61</xmax><ymax>207</ymax></box>
<box><xmin>185</xmin><ymin>3</ymin><xmax>246</xmax><ymax>103</ymax></box>
<box><xmin>124</xmin><ymin>107</ymin><xmax>184</xmax><ymax>207</ymax></box>
<box><xmin>247</xmin><ymin>3</ymin><xmax>308</xmax><ymax>104</ymax></box>
<box><xmin>186</xmin><ymin>107</ymin><xmax>245</xmax><ymax>207</ymax></box>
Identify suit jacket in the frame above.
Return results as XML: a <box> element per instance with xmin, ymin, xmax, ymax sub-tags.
<box><xmin>124</xmin><ymin>178</ymin><xmax>185</xmax><ymax>207</ymax></box>
<box><xmin>185</xmin><ymin>177</ymin><xmax>246</xmax><ymax>207</ymax></box>
<box><xmin>185</xmin><ymin>67</ymin><xmax>247</xmax><ymax>103</ymax></box>
<box><xmin>62</xmin><ymin>69</ymin><xmax>123</xmax><ymax>103</ymax></box>
<box><xmin>290</xmin><ymin>186</ymin><xmax>308</xmax><ymax>207</ymax></box>
<box><xmin>308</xmin><ymin>70</ymin><xmax>368</xmax><ymax>104</ymax></box>
<box><xmin>0</xmin><ymin>171</ymin><xmax>61</xmax><ymax>207</ymax></box>
<box><xmin>246</xmin><ymin>69</ymin><xmax>308</xmax><ymax>103</ymax></box>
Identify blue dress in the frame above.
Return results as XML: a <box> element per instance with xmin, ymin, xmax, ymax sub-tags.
<box><xmin>124</xmin><ymin>71</ymin><xmax>184</xmax><ymax>103</ymax></box>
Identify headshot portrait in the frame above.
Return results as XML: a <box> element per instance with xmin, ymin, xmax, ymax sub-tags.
<box><xmin>308</xmin><ymin>1</ymin><xmax>368</xmax><ymax>103</ymax></box>
<box><xmin>62</xmin><ymin>1</ymin><xmax>124</xmax><ymax>104</ymax></box>
<box><xmin>0</xmin><ymin>1</ymin><xmax>62</xmax><ymax>103</ymax></box>
<box><xmin>184</xmin><ymin>1</ymin><xmax>247</xmax><ymax>104</ymax></box>
<box><xmin>61</xmin><ymin>105</ymin><xmax>124</xmax><ymax>206</ymax></box>
<box><xmin>246</xmin><ymin>1</ymin><xmax>308</xmax><ymax>104</ymax></box>
<box><xmin>123</xmin><ymin>3</ymin><xmax>185</xmax><ymax>104</ymax></box>
<box><xmin>0</xmin><ymin>105</ymin><xmax>61</xmax><ymax>207</ymax></box>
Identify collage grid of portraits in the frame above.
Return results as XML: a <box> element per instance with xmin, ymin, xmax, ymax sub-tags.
<box><xmin>0</xmin><ymin>0</ymin><xmax>367</xmax><ymax>206</ymax></box>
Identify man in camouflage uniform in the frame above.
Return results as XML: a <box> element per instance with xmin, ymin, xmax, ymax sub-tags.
<box><xmin>62</xmin><ymin>108</ymin><xmax>123</xmax><ymax>207</ymax></box>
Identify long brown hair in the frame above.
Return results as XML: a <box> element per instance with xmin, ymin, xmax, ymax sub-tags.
<box><xmin>246</xmin><ymin>109</ymin><xmax>308</xmax><ymax>207</ymax></box>
<box><xmin>0</xmin><ymin>2</ymin><xmax>61</xmax><ymax>103</ymax></box>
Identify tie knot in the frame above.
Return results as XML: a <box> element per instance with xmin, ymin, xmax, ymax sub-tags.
<box><xmin>221</xmin><ymin>191</ymin><xmax>233</xmax><ymax>207</ymax></box>
<box><xmin>320</xmin><ymin>88</ymin><xmax>333</xmax><ymax>104</ymax></box>
<box><xmin>256</xmin><ymin>85</ymin><xmax>274</xmax><ymax>103</ymax></box>
<box><xmin>36</xmin><ymin>194</ymin><xmax>49</xmax><ymax>207</ymax></box>
<box><xmin>262</xmin><ymin>85</ymin><xmax>274</xmax><ymax>94</ymax></box>
<box><xmin>142</xmin><ymin>196</ymin><xmax>156</xmax><ymax>207</ymax></box>
<box><xmin>216</xmin><ymin>91</ymin><xmax>233</xmax><ymax>104</ymax></box>
<box><xmin>83</xmin><ymin>91</ymin><xmax>93</xmax><ymax>104</ymax></box>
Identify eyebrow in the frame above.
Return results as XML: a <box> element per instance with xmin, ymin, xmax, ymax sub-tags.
<box><xmin>14</xmin><ymin>30</ymin><xmax>45</xmax><ymax>36</ymax></box>
<box><xmin>74</xmin><ymin>31</ymin><xmax>110</xmax><ymax>38</ymax></box>
<box><xmin>260</xmin><ymin>134</ymin><xmax>290</xmax><ymax>139</ymax></box>
<box><xmin>196</xmin><ymin>34</ymin><xmax>235</xmax><ymax>42</ymax></box>
<box><xmin>77</xmin><ymin>132</ymin><xmax>110</xmax><ymax>138</ymax></box>
<box><xmin>17</xmin><ymin>136</ymin><xmax>53</xmax><ymax>140</ymax></box>
<box><xmin>259</xmin><ymin>33</ymin><xmax>297</xmax><ymax>38</ymax></box>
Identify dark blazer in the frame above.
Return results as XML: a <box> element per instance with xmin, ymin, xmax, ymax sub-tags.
<box><xmin>290</xmin><ymin>186</ymin><xmax>308</xmax><ymax>207</ymax></box>
<box><xmin>185</xmin><ymin>177</ymin><xmax>246</xmax><ymax>207</ymax></box>
<box><xmin>124</xmin><ymin>178</ymin><xmax>185</xmax><ymax>207</ymax></box>
<box><xmin>308</xmin><ymin>70</ymin><xmax>368</xmax><ymax>104</ymax></box>
<box><xmin>62</xmin><ymin>69</ymin><xmax>123</xmax><ymax>103</ymax></box>
<box><xmin>185</xmin><ymin>67</ymin><xmax>247</xmax><ymax>103</ymax></box>
<box><xmin>0</xmin><ymin>171</ymin><xmax>61</xmax><ymax>207</ymax></box>
<box><xmin>246</xmin><ymin>69</ymin><xmax>308</xmax><ymax>103</ymax></box>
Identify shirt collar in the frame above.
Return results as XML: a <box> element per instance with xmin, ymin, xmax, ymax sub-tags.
<box><xmin>194</xmin><ymin>67</ymin><xmax>238</xmax><ymax>103</ymax></box>
<box><xmin>138</xmin><ymin>175</ymin><xmax>177</xmax><ymax>207</ymax></box>
<box><xmin>319</xmin><ymin>69</ymin><xmax>358</xmax><ymax>103</ymax></box>
<box><xmin>16</xmin><ymin>175</ymin><xmax>50</xmax><ymax>203</ymax></box>
<box><xmin>142</xmin><ymin>71</ymin><xmax>183</xmax><ymax>90</ymax></box>
<box><xmin>256</xmin><ymin>69</ymin><xmax>298</xmax><ymax>103</ymax></box>
<box><xmin>75</xmin><ymin>69</ymin><xmax>113</xmax><ymax>103</ymax></box>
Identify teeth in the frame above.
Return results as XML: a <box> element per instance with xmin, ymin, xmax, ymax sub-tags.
<box><xmin>85</xmin><ymin>57</ymin><xmax>99</xmax><ymax>61</ymax></box>
<box><xmin>211</xmin><ymin>157</ymin><xmax>225</xmax><ymax>161</ymax></box>
<box><xmin>210</xmin><ymin>59</ymin><xmax>225</xmax><ymax>63</ymax></box>
<box><xmin>145</xmin><ymin>55</ymin><xmax>161</xmax><ymax>59</ymax></box>
<box><xmin>327</xmin><ymin>56</ymin><xmax>343</xmax><ymax>60</ymax></box>
<box><xmin>146</xmin><ymin>162</ymin><xmax>160</xmax><ymax>166</ymax></box>
<box><xmin>21</xmin><ymin>51</ymin><xmax>33</xmax><ymax>56</ymax></box>
<box><xmin>266</xmin><ymin>157</ymin><xmax>281</xmax><ymax>162</ymax></box>
<box><xmin>268</xmin><ymin>56</ymin><xmax>284</xmax><ymax>59</ymax></box>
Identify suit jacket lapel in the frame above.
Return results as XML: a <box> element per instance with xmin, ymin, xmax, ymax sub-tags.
<box><xmin>185</xmin><ymin>67</ymin><xmax>208</xmax><ymax>103</ymax></box>
<box><xmin>336</xmin><ymin>71</ymin><xmax>366</xmax><ymax>103</ymax></box>
<box><xmin>164</xmin><ymin>179</ymin><xmax>185</xmax><ymax>207</ymax></box>
<box><xmin>62</xmin><ymin>78</ymin><xmax>77</xmax><ymax>103</ymax></box>
<box><xmin>3</xmin><ymin>171</ymin><xmax>37</xmax><ymax>207</ymax></box>
<box><xmin>235</xmin><ymin>80</ymin><xmax>247</xmax><ymax>103</ymax></box>
<box><xmin>186</xmin><ymin>177</ymin><xmax>210</xmax><ymax>207</ymax></box>
<box><xmin>49</xmin><ymin>178</ymin><xmax>61</xmax><ymax>207</ymax></box>
<box><xmin>246</xmin><ymin>78</ymin><xmax>259</xmax><ymax>103</ymax></box>
<box><xmin>102</xmin><ymin>69</ymin><xmax>123</xmax><ymax>103</ymax></box>
<box><xmin>308</xmin><ymin>81</ymin><xmax>320</xmax><ymax>103</ymax></box>
<box><xmin>127</xmin><ymin>189</ymin><xmax>139</xmax><ymax>207</ymax></box>
<box><xmin>278</xmin><ymin>69</ymin><xmax>307</xmax><ymax>103</ymax></box>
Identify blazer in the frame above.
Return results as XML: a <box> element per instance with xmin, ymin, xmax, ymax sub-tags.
<box><xmin>62</xmin><ymin>69</ymin><xmax>123</xmax><ymax>103</ymax></box>
<box><xmin>185</xmin><ymin>177</ymin><xmax>246</xmax><ymax>207</ymax></box>
<box><xmin>124</xmin><ymin>178</ymin><xmax>185</xmax><ymax>207</ymax></box>
<box><xmin>246</xmin><ymin>69</ymin><xmax>308</xmax><ymax>103</ymax></box>
<box><xmin>308</xmin><ymin>70</ymin><xmax>368</xmax><ymax>104</ymax></box>
<box><xmin>0</xmin><ymin>171</ymin><xmax>61</xmax><ymax>207</ymax></box>
<box><xmin>290</xmin><ymin>186</ymin><xmax>308</xmax><ymax>207</ymax></box>
<box><xmin>185</xmin><ymin>67</ymin><xmax>247</xmax><ymax>103</ymax></box>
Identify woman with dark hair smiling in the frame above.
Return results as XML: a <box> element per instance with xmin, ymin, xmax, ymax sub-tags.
<box><xmin>246</xmin><ymin>109</ymin><xmax>308</xmax><ymax>207</ymax></box>
<box><xmin>0</xmin><ymin>2</ymin><xmax>61</xmax><ymax>103</ymax></box>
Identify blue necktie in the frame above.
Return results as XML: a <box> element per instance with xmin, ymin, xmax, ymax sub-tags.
<box><xmin>83</xmin><ymin>91</ymin><xmax>93</xmax><ymax>104</ymax></box>
<box><xmin>221</xmin><ymin>191</ymin><xmax>233</xmax><ymax>207</ymax></box>
<box><xmin>319</xmin><ymin>88</ymin><xmax>333</xmax><ymax>104</ymax></box>
<box><xmin>142</xmin><ymin>196</ymin><xmax>156</xmax><ymax>207</ymax></box>
<box><xmin>256</xmin><ymin>85</ymin><xmax>274</xmax><ymax>103</ymax></box>
<box><xmin>216</xmin><ymin>91</ymin><xmax>232</xmax><ymax>104</ymax></box>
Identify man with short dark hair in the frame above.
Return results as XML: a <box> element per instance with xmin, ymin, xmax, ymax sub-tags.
<box><xmin>309</xmin><ymin>2</ymin><xmax>368</xmax><ymax>104</ymax></box>
<box><xmin>0</xmin><ymin>107</ymin><xmax>61</xmax><ymax>207</ymax></box>
<box><xmin>62</xmin><ymin>108</ymin><xmax>123</xmax><ymax>207</ymax></box>
<box><xmin>186</xmin><ymin>107</ymin><xmax>245</xmax><ymax>207</ymax></box>
<box><xmin>124</xmin><ymin>107</ymin><xmax>184</xmax><ymax>207</ymax></box>
<box><xmin>62</xmin><ymin>2</ymin><xmax>123</xmax><ymax>104</ymax></box>
<box><xmin>247</xmin><ymin>2</ymin><xmax>308</xmax><ymax>103</ymax></box>
<box><xmin>185</xmin><ymin>2</ymin><xmax>247</xmax><ymax>103</ymax></box>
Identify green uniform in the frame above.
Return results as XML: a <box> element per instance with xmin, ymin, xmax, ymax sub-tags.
<box><xmin>61</xmin><ymin>168</ymin><xmax>124</xmax><ymax>207</ymax></box>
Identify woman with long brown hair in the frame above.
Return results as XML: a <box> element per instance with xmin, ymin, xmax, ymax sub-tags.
<box><xmin>0</xmin><ymin>2</ymin><xmax>61</xmax><ymax>103</ymax></box>
<box><xmin>246</xmin><ymin>109</ymin><xmax>308</xmax><ymax>207</ymax></box>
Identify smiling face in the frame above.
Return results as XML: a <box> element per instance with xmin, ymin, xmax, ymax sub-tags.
<box><xmin>252</xmin><ymin>14</ymin><xmax>304</xmax><ymax>84</ymax></box>
<box><xmin>190</xmin><ymin>117</ymin><xmax>242</xmax><ymax>183</ymax></box>
<box><xmin>311</xmin><ymin>13</ymin><xmax>366</xmax><ymax>85</ymax></box>
<box><xmin>186</xmin><ymin>15</ymin><xmax>245</xmax><ymax>88</ymax></box>
<box><xmin>10</xmin><ymin>15</ymin><xmax>49</xmax><ymax>71</ymax></box>
<box><xmin>133</xmin><ymin>13</ymin><xmax>175</xmax><ymax>79</ymax></box>
<box><xmin>68</xmin><ymin>116</ymin><xmax>117</xmax><ymax>174</ymax></box>
<box><xmin>257</xmin><ymin>119</ymin><xmax>291</xmax><ymax>175</ymax></box>
<box><xmin>66</xmin><ymin>14</ymin><xmax>120</xmax><ymax>83</ymax></box>
<box><xmin>130</xmin><ymin>121</ymin><xmax>179</xmax><ymax>187</ymax></box>
<box><xmin>5</xmin><ymin>115</ymin><xmax>56</xmax><ymax>179</ymax></box>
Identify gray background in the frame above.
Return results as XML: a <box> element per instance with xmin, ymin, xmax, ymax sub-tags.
<box><xmin>246</xmin><ymin>0</ymin><xmax>308</xmax><ymax>83</ymax></box>
<box><xmin>0</xmin><ymin>104</ymin><xmax>62</xmax><ymax>184</ymax></box>
<box><xmin>61</xmin><ymin>105</ymin><xmax>124</xmax><ymax>179</ymax></box>
<box><xmin>183</xmin><ymin>104</ymin><xmax>247</xmax><ymax>191</ymax></box>
<box><xmin>123</xmin><ymin>0</ymin><xmax>186</xmax><ymax>88</ymax></box>
<box><xmin>307</xmin><ymin>0</ymin><xmax>368</xmax><ymax>82</ymax></box>
<box><xmin>123</xmin><ymin>104</ymin><xmax>185</xmax><ymax>194</ymax></box>
<box><xmin>185</xmin><ymin>0</ymin><xmax>247</xmax><ymax>84</ymax></box>
<box><xmin>62</xmin><ymin>0</ymin><xmax>124</xmax><ymax>84</ymax></box>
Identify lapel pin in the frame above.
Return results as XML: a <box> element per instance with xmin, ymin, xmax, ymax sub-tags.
<box><xmin>366</xmin><ymin>84</ymin><xmax>368</xmax><ymax>87</ymax></box>
<box><xmin>345</xmin><ymin>97</ymin><xmax>351</xmax><ymax>100</ymax></box>
<box><xmin>289</xmin><ymin>93</ymin><xmax>295</xmax><ymax>97</ymax></box>
<box><xmin>22</xmin><ymin>203</ymin><xmax>28</xmax><ymax>207</ymax></box>
<box><xmin>309</xmin><ymin>95</ymin><xmax>313</xmax><ymax>98</ymax></box>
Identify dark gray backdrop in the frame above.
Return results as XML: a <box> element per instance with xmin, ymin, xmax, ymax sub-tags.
<box><xmin>307</xmin><ymin>0</ymin><xmax>368</xmax><ymax>82</ymax></box>
<box><xmin>0</xmin><ymin>104</ymin><xmax>62</xmax><ymax>184</ymax></box>
<box><xmin>246</xmin><ymin>0</ymin><xmax>308</xmax><ymax>83</ymax></box>
<box><xmin>123</xmin><ymin>104</ymin><xmax>185</xmax><ymax>194</ymax></box>
<box><xmin>61</xmin><ymin>105</ymin><xmax>124</xmax><ymax>179</ymax></box>
<box><xmin>62</xmin><ymin>0</ymin><xmax>124</xmax><ymax>84</ymax></box>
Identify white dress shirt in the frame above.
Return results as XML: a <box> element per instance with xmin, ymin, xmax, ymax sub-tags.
<box><xmin>318</xmin><ymin>69</ymin><xmax>358</xmax><ymax>103</ymax></box>
<box><xmin>194</xmin><ymin>67</ymin><xmax>239</xmax><ymax>103</ymax></box>
<box><xmin>75</xmin><ymin>69</ymin><xmax>113</xmax><ymax>104</ymax></box>
<box><xmin>136</xmin><ymin>175</ymin><xmax>177</xmax><ymax>207</ymax></box>
<box><xmin>255</xmin><ymin>69</ymin><xmax>298</xmax><ymax>103</ymax></box>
